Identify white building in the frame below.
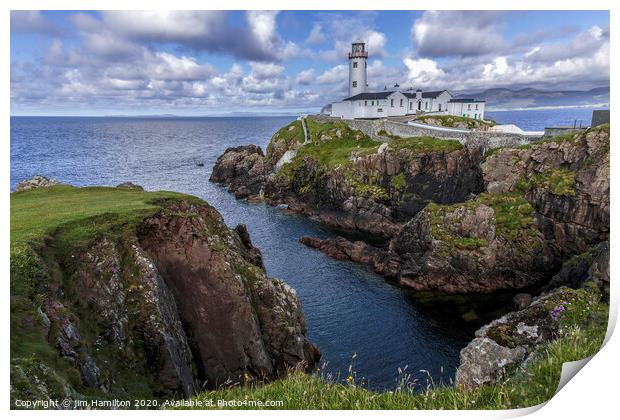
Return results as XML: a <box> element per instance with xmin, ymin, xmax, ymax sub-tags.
<box><xmin>330</xmin><ymin>42</ymin><xmax>486</xmax><ymax>121</ymax></box>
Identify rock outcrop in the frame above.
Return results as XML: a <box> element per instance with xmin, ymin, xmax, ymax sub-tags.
<box><xmin>11</xmin><ymin>192</ymin><xmax>319</xmax><ymax>401</ymax></box>
<box><xmin>302</xmin><ymin>193</ymin><xmax>555</xmax><ymax>294</ymax></box>
<box><xmin>483</xmin><ymin>126</ymin><xmax>609</xmax><ymax>256</ymax></box>
<box><xmin>301</xmin><ymin>126</ymin><xmax>610</xmax><ymax>294</ymax></box>
<box><xmin>455</xmin><ymin>284</ymin><xmax>603</xmax><ymax>388</ymax></box>
<box><xmin>116</xmin><ymin>181</ymin><xmax>144</xmax><ymax>190</ymax></box>
<box><xmin>211</xmin><ymin>117</ymin><xmax>484</xmax><ymax>238</ymax></box>
<box><xmin>547</xmin><ymin>241</ymin><xmax>610</xmax><ymax>297</ymax></box>
<box><xmin>14</xmin><ymin>175</ymin><xmax>62</xmax><ymax>192</ymax></box>
<box><xmin>210</xmin><ymin>145</ymin><xmax>267</xmax><ymax>199</ymax></box>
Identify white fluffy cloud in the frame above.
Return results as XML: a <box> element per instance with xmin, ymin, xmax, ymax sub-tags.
<box><xmin>402</xmin><ymin>25</ymin><xmax>609</xmax><ymax>90</ymax></box>
<box><xmin>412</xmin><ymin>11</ymin><xmax>506</xmax><ymax>57</ymax></box>
<box><xmin>316</xmin><ymin>65</ymin><xmax>348</xmax><ymax>84</ymax></box>
<box><xmin>295</xmin><ymin>69</ymin><xmax>315</xmax><ymax>85</ymax></box>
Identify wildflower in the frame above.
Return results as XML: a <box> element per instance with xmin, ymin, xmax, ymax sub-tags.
<box><xmin>346</xmin><ymin>375</ymin><xmax>354</xmax><ymax>383</ymax></box>
<box><xmin>550</xmin><ymin>304</ymin><xmax>566</xmax><ymax>321</ymax></box>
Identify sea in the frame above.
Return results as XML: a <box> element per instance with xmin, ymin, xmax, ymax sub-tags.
<box><xmin>9</xmin><ymin>106</ymin><xmax>599</xmax><ymax>391</ymax></box>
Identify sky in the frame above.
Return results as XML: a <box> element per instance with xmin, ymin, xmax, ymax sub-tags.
<box><xmin>10</xmin><ymin>10</ymin><xmax>610</xmax><ymax>116</ymax></box>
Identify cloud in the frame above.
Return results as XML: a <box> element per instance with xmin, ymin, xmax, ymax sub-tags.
<box><xmin>523</xmin><ymin>25</ymin><xmax>609</xmax><ymax>63</ymax></box>
<box><xmin>248</xmin><ymin>62</ymin><xmax>285</xmax><ymax>80</ymax></box>
<box><xmin>401</xmin><ymin>26</ymin><xmax>609</xmax><ymax>91</ymax></box>
<box><xmin>316</xmin><ymin>65</ymin><xmax>348</xmax><ymax>84</ymax></box>
<box><xmin>10</xmin><ymin>11</ymin><xmax>610</xmax><ymax>114</ymax></box>
<box><xmin>295</xmin><ymin>69</ymin><xmax>315</xmax><ymax>85</ymax></box>
<box><xmin>403</xmin><ymin>58</ymin><xmax>446</xmax><ymax>87</ymax></box>
<box><xmin>305</xmin><ymin>23</ymin><xmax>326</xmax><ymax>45</ymax></box>
<box><xmin>96</xmin><ymin>10</ymin><xmax>299</xmax><ymax>62</ymax></box>
<box><xmin>311</xmin><ymin>12</ymin><xmax>388</xmax><ymax>62</ymax></box>
<box><xmin>10</xmin><ymin>11</ymin><xmax>63</xmax><ymax>36</ymax></box>
<box><xmin>412</xmin><ymin>11</ymin><xmax>506</xmax><ymax>57</ymax></box>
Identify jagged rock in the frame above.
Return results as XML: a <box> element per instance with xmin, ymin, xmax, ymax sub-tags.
<box><xmin>455</xmin><ymin>338</ymin><xmax>527</xmax><ymax>389</ymax></box>
<box><xmin>234</xmin><ymin>224</ymin><xmax>264</xmax><ymax>269</ymax></box>
<box><xmin>455</xmin><ymin>285</ymin><xmax>602</xmax><ymax>388</ymax></box>
<box><xmin>14</xmin><ymin>196</ymin><xmax>319</xmax><ymax>399</ymax></box>
<box><xmin>116</xmin><ymin>182</ymin><xmax>144</xmax><ymax>190</ymax></box>
<box><xmin>548</xmin><ymin>241</ymin><xmax>610</xmax><ymax>298</ymax></box>
<box><xmin>483</xmin><ymin>127</ymin><xmax>609</xmax><ymax>256</ymax></box>
<box><xmin>300</xmin><ymin>236</ymin><xmax>387</xmax><ymax>268</ymax></box>
<box><xmin>512</xmin><ymin>293</ymin><xmax>532</xmax><ymax>310</ymax></box>
<box><xmin>210</xmin><ymin>145</ymin><xmax>267</xmax><ymax>199</ymax></box>
<box><xmin>80</xmin><ymin>352</ymin><xmax>101</xmax><ymax>388</ymax></box>
<box><xmin>137</xmin><ymin>199</ymin><xmax>319</xmax><ymax>387</ymax></box>
<box><xmin>14</xmin><ymin>175</ymin><xmax>61</xmax><ymax>192</ymax></box>
<box><xmin>211</xmin><ymin>117</ymin><xmax>484</xmax><ymax>238</ymax></box>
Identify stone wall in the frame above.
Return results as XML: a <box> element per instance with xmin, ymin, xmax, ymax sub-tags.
<box><xmin>312</xmin><ymin>115</ymin><xmax>542</xmax><ymax>153</ymax></box>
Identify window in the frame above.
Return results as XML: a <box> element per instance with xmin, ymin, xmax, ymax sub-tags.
<box><xmin>353</xmin><ymin>62</ymin><xmax>358</xmax><ymax>68</ymax></box>
<box><xmin>475</xmin><ymin>104</ymin><xmax>479</xmax><ymax>110</ymax></box>
<box><xmin>390</xmin><ymin>99</ymin><xmax>394</xmax><ymax>107</ymax></box>
<box><xmin>378</xmin><ymin>108</ymin><xmax>383</xmax><ymax>113</ymax></box>
<box><xmin>352</xmin><ymin>81</ymin><xmax>357</xmax><ymax>88</ymax></box>
<box><xmin>438</xmin><ymin>104</ymin><xmax>442</xmax><ymax>111</ymax></box>
<box><xmin>364</xmin><ymin>101</ymin><xmax>367</xmax><ymax>106</ymax></box>
<box><xmin>468</xmin><ymin>104</ymin><xmax>471</xmax><ymax>110</ymax></box>
<box><xmin>425</xmin><ymin>102</ymin><xmax>428</xmax><ymax>110</ymax></box>
<box><xmin>400</xmin><ymin>99</ymin><xmax>404</xmax><ymax>107</ymax></box>
<box><xmin>371</xmin><ymin>101</ymin><xmax>374</xmax><ymax>106</ymax></box>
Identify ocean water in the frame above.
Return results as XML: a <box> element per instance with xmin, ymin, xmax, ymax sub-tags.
<box><xmin>486</xmin><ymin>106</ymin><xmax>606</xmax><ymax>131</ymax></box>
<box><xmin>11</xmin><ymin>116</ymin><xmax>512</xmax><ymax>391</ymax></box>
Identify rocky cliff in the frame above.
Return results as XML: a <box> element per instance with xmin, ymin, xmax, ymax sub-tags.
<box><xmin>483</xmin><ymin>125</ymin><xmax>609</xmax><ymax>256</ymax></box>
<box><xmin>454</xmin><ymin>240</ymin><xmax>609</xmax><ymax>389</ymax></box>
<box><xmin>299</xmin><ymin>125</ymin><xmax>609</xmax><ymax>294</ymax></box>
<box><xmin>211</xmin><ymin>117</ymin><xmax>483</xmax><ymax>238</ymax></box>
<box><xmin>10</xmin><ymin>182</ymin><xmax>319</xmax><ymax>405</ymax></box>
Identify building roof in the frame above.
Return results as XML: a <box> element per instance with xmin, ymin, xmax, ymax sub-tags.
<box><xmin>342</xmin><ymin>91</ymin><xmax>398</xmax><ymax>101</ymax></box>
<box><xmin>400</xmin><ymin>90</ymin><xmax>449</xmax><ymax>99</ymax></box>
<box><xmin>422</xmin><ymin>90</ymin><xmax>449</xmax><ymax>98</ymax></box>
<box><xmin>448</xmin><ymin>98</ymin><xmax>486</xmax><ymax>103</ymax></box>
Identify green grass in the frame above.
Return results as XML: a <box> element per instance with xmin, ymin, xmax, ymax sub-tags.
<box><xmin>386</xmin><ymin>135</ymin><xmax>463</xmax><ymax>154</ymax></box>
<box><xmin>266</xmin><ymin>120</ymin><xmax>305</xmax><ymax>159</ymax></box>
<box><xmin>354</xmin><ymin>183</ymin><xmax>389</xmax><ymax>201</ymax></box>
<box><xmin>390</xmin><ymin>173</ymin><xmax>407</xmax><ymax>192</ymax></box>
<box><xmin>10</xmin><ymin>185</ymin><xmax>206</xmax><ymax>404</ymax></box>
<box><xmin>517</xmin><ymin>168</ymin><xmax>577</xmax><ymax>196</ymax></box>
<box><xmin>175</xmin><ymin>287</ymin><xmax>608</xmax><ymax>410</ymax></box>
<box><xmin>425</xmin><ymin>192</ymin><xmax>539</xmax><ymax>251</ymax></box>
<box><xmin>415</xmin><ymin>115</ymin><xmax>495</xmax><ymax>129</ymax></box>
<box><xmin>377</xmin><ymin>130</ymin><xmax>463</xmax><ymax>154</ymax></box>
<box><xmin>11</xmin><ymin>185</ymin><xmax>200</xmax><ymax>248</ymax></box>
<box><xmin>277</xmin><ymin>120</ymin><xmax>381</xmax><ymax>181</ymax></box>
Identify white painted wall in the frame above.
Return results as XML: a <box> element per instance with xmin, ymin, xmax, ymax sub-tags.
<box><xmin>348</xmin><ymin>58</ymin><xmax>367</xmax><ymax>97</ymax></box>
<box><xmin>447</xmin><ymin>101</ymin><xmax>486</xmax><ymax>120</ymax></box>
<box><xmin>331</xmin><ymin>101</ymin><xmax>354</xmax><ymax>119</ymax></box>
<box><xmin>331</xmin><ymin>90</ymin><xmax>486</xmax><ymax>121</ymax></box>
<box><xmin>332</xmin><ymin>92</ymin><xmax>411</xmax><ymax>119</ymax></box>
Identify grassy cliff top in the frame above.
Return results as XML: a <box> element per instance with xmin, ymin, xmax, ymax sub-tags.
<box><xmin>11</xmin><ymin>185</ymin><xmax>202</xmax><ymax>249</ymax></box>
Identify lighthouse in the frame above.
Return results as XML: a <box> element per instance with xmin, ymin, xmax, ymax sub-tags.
<box><xmin>348</xmin><ymin>41</ymin><xmax>368</xmax><ymax>97</ymax></box>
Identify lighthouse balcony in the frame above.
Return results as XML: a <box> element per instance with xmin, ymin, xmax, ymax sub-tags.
<box><xmin>348</xmin><ymin>51</ymin><xmax>368</xmax><ymax>59</ymax></box>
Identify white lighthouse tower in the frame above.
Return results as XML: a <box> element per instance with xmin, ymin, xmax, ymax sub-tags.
<box><xmin>348</xmin><ymin>41</ymin><xmax>368</xmax><ymax>97</ymax></box>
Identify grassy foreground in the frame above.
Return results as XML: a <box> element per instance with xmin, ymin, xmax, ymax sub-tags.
<box><xmin>176</xmin><ymin>288</ymin><xmax>608</xmax><ymax>410</ymax></box>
